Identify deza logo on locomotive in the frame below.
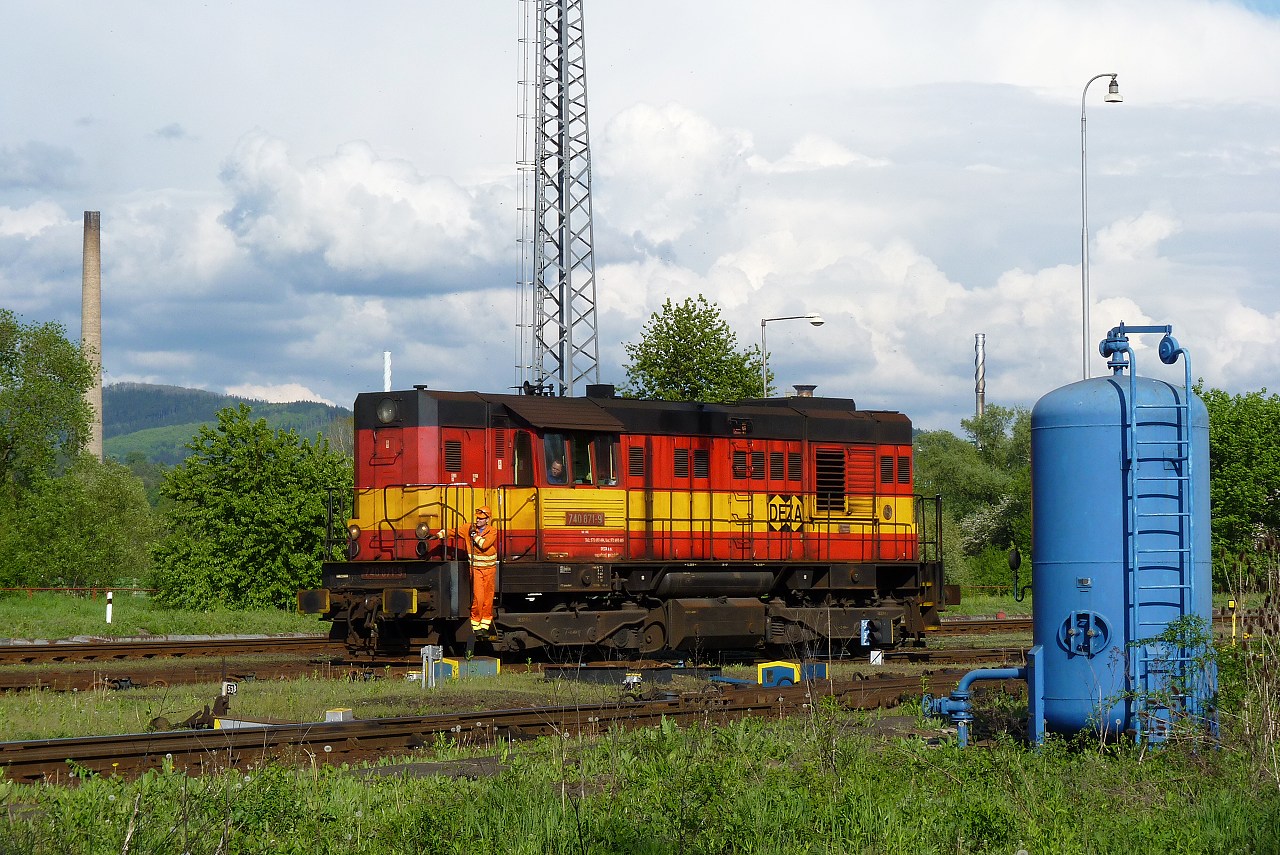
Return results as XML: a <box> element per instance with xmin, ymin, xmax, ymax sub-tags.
<box><xmin>767</xmin><ymin>494</ymin><xmax>805</xmax><ymax>532</ymax></box>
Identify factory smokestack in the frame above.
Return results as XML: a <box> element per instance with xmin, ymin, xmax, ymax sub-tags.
<box><xmin>974</xmin><ymin>333</ymin><xmax>986</xmax><ymax>420</ymax></box>
<box><xmin>82</xmin><ymin>211</ymin><xmax>103</xmax><ymax>462</ymax></box>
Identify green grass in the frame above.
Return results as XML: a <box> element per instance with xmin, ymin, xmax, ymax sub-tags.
<box><xmin>1</xmin><ymin>707</ymin><xmax>1275</xmax><ymax>854</ymax></box>
<box><xmin>2</xmin><ymin>604</ymin><xmax>1276</xmax><ymax>853</ymax></box>
<box><xmin>0</xmin><ymin>592</ymin><xmax>324</xmax><ymax>640</ymax></box>
<box><xmin>951</xmin><ymin>590</ymin><xmax>1032</xmax><ymax>617</ymax></box>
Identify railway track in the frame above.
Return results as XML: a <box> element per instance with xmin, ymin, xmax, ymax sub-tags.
<box><xmin>0</xmin><ymin>608</ymin><xmax>1251</xmax><ymax>693</ymax></box>
<box><xmin>0</xmin><ymin>646</ymin><xmax>1020</xmax><ymax>693</ymax></box>
<box><xmin>938</xmin><ymin>609</ymin><xmax>1251</xmax><ymax>639</ymax></box>
<box><xmin>0</xmin><ymin>659</ymin><xmax>371</xmax><ymax>693</ymax></box>
<box><xmin>884</xmin><ymin>645</ymin><xmax>1026</xmax><ymax>666</ymax></box>
<box><xmin>0</xmin><ymin>635</ymin><xmax>339</xmax><ymax>666</ymax></box>
<box><xmin>0</xmin><ymin>670</ymin><xmax>1018</xmax><ymax>784</ymax></box>
<box><xmin>937</xmin><ymin>617</ymin><xmax>1031</xmax><ymax>636</ymax></box>
<box><xmin>0</xmin><ymin>618</ymin><xmax>1025</xmax><ymax>669</ymax></box>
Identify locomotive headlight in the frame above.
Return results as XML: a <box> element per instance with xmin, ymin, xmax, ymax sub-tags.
<box><xmin>375</xmin><ymin>397</ymin><xmax>398</xmax><ymax>424</ymax></box>
<box><xmin>416</xmin><ymin>522</ymin><xmax>432</xmax><ymax>540</ymax></box>
<box><xmin>347</xmin><ymin>524</ymin><xmax>361</xmax><ymax>541</ymax></box>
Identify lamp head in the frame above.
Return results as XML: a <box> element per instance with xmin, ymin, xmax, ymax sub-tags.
<box><xmin>1105</xmin><ymin>75</ymin><xmax>1123</xmax><ymax>103</ymax></box>
<box><xmin>806</xmin><ymin>313</ymin><xmax>825</xmax><ymax>326</ymax></box>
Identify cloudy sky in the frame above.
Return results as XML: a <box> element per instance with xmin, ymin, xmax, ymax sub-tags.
<box><xmin>2</xmin><ymin>1</ymin><xmax>1278</xmax><ymax>432</ymax></box>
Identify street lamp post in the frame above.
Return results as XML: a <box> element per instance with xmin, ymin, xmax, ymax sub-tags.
<box><xmin>1081</xmin><ymin>72</ymin><xmax>1123</xmax><ymax>379</ymax></box>
<box><xmin>760</xmin><ymin>313</ymin><xmax>824</xmax><ymax>396</ymax></box>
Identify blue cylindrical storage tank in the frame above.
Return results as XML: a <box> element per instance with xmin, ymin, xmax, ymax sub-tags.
<box><xmin>1031</xmin><ymin>367</ymin><xmax>1211</xmax><ymax>740</ymax></box>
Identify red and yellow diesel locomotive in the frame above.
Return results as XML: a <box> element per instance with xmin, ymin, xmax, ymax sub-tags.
<box><xmin>298</xmin><ymin>384</ymin><xmax>956</xmax><ymax>656</ymax></box>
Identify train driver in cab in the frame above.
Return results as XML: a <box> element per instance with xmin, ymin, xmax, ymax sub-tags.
<box><xmin>548</xmin><ymin>458</ymin><xmax>566</xmax><ymax>483</ymax></box>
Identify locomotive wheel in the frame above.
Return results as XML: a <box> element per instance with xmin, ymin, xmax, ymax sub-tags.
<box><xmin>642</xmin><ymin>622</ymin><xmax>666</xmax><ymax>652</ymax></box>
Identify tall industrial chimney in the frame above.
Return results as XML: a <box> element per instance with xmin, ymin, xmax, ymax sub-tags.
<box><xmin>82</xmin><ymin>211</ymin><xmax>103</xmax><ymax>462</ymax></box>
<box><xmin>974</xmin><ymin>333</ymin><xmax>986</xmax><ymax>420</ymax></box>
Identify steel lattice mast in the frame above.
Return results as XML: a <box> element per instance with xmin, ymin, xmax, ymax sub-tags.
<box><xmin>517</xmin><ymin>0</ymin><xmax>600</xmax><ymax>396</ymax></box>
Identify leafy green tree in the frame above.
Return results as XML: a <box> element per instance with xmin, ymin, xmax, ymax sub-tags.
<box><xmin>0</xmin><ymin>457</ymin><xmax>160</xmax><ymax>589</ymax></box>
<box><xmin>121</xmin><ymin>450</ymin><xmax>169</xmax><ymax>507</ymax></box>
<box><xmin>621</xmin><ymin>295</ymin><xmax>764</xmax><ymax>402</ymax></box>
<box><xmin>1200</xmin><ymin>386</ymin><xmax>1280</xmax><ymax>561</ymax></box>
<box><xmin>0</xmin><ymin>309</ymin><xmax>93</xmax><ymax>490</ymax></box>
<box><xmin>914</xmin><ymin>405</ymin><xmax>1030</xmax><ymax>587</ymax></box>
<box><xmin>151</xmin><ymin>404</ymin><xmax>351</xmax><ymax>609</ymax></box>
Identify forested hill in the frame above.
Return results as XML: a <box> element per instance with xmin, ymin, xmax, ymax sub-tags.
<box><xmin>103</xmin><ymin>382</ymin><xmax>351</xmax><ymax>466</ymax></box>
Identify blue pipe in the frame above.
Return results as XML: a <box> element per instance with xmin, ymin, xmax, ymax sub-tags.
<box><xmin>924</xmin><ymin>667</ymin><xmax>1026</xmax><ymax>748</ymax></box>
<box><xmin>924</xmin><ymin>646</ymin><xmax>1046</xmax><ymax>747</ymax></box>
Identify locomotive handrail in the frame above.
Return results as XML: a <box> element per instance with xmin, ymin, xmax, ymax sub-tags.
<box><xmin>332</xmin><ymin>480</ymin><xmax>943</xmax><ymax>573</ymax></box>
<box><xmin>323</xmin><ymin>485</ymin><xmax>352</xmax><ymax>555</ymax></box>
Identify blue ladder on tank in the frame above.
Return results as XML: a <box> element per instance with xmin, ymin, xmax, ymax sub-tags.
<box><xmin>1103</xmin><ymin>324</ymin><xmax>1198</xmax><ymax>744</ymax></box>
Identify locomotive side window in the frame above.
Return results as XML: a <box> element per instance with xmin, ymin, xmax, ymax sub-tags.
<box><xmin>513</xmin><ymin>432</ymin><xmax>533</xmax><ymax>486</ymax></box>
<box><xmin>591</xmin><ymin>435</ymin><xmax>619</xmax><ymax>485</ymax></box>
<box><xmin>543</xmin><ymin>432</ymin><xmax>619</xmax><ymax>486</ymax></box>
<box><xmin>571</xmin><ymin>438</ymin><xmax>594</xmax><ymax>484</ymax></box>
<box><xmin>544</xmin><ymin>433</ymin><xmax>568</xmax><ymax>483</ymax></box>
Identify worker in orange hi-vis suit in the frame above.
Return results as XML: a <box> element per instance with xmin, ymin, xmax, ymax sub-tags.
<box><xmin>437</xmin><ymin>506</ymin><xmax>499</xmax><ymax>653</ymax></box>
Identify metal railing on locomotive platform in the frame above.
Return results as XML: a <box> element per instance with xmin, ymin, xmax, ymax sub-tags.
<box><xmin>324</xmin><ymin>483</ymin><xmax>945</xmax><ymax>568</ymax></box>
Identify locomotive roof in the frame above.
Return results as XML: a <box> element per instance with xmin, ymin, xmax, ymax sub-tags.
<box><xmin>357</xmin><ymin>388</ymin><xmax>911</xmax><ymax>444</ymax></box>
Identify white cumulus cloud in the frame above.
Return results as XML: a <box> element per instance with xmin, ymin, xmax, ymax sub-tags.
<box><xmin>224</xmin><ymin>383</ymin><xmax>335</xmax><ymax>406</ymax></box>
<box><xmin>219</xmin><ymin>131</ymin><xmax>510</xmax><ymax>281</ymax></box>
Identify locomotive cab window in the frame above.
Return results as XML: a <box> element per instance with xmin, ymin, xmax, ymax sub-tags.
<box><xmin>544</xmin><ymin>433</ymin><xmax>568</xmax><ymax>484</ymax></box>
<box><xmin>543</xmin><ymin>432</ymin><xmax>620</xmax><ymax>486</ymax></box>
<box><xmin>571</xmin><ymin>439</ymin><xmax>593</xmax><ymax>484</ymax></box>
<box><xmin>513</xmin><ymin>432</ymin><xmax>534</xmax><ymax>486</ymax></box>
<box><xmin>591</xmin><ymin>435</ymin><xmax>620</xmax><ymax>485</ymax></box>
